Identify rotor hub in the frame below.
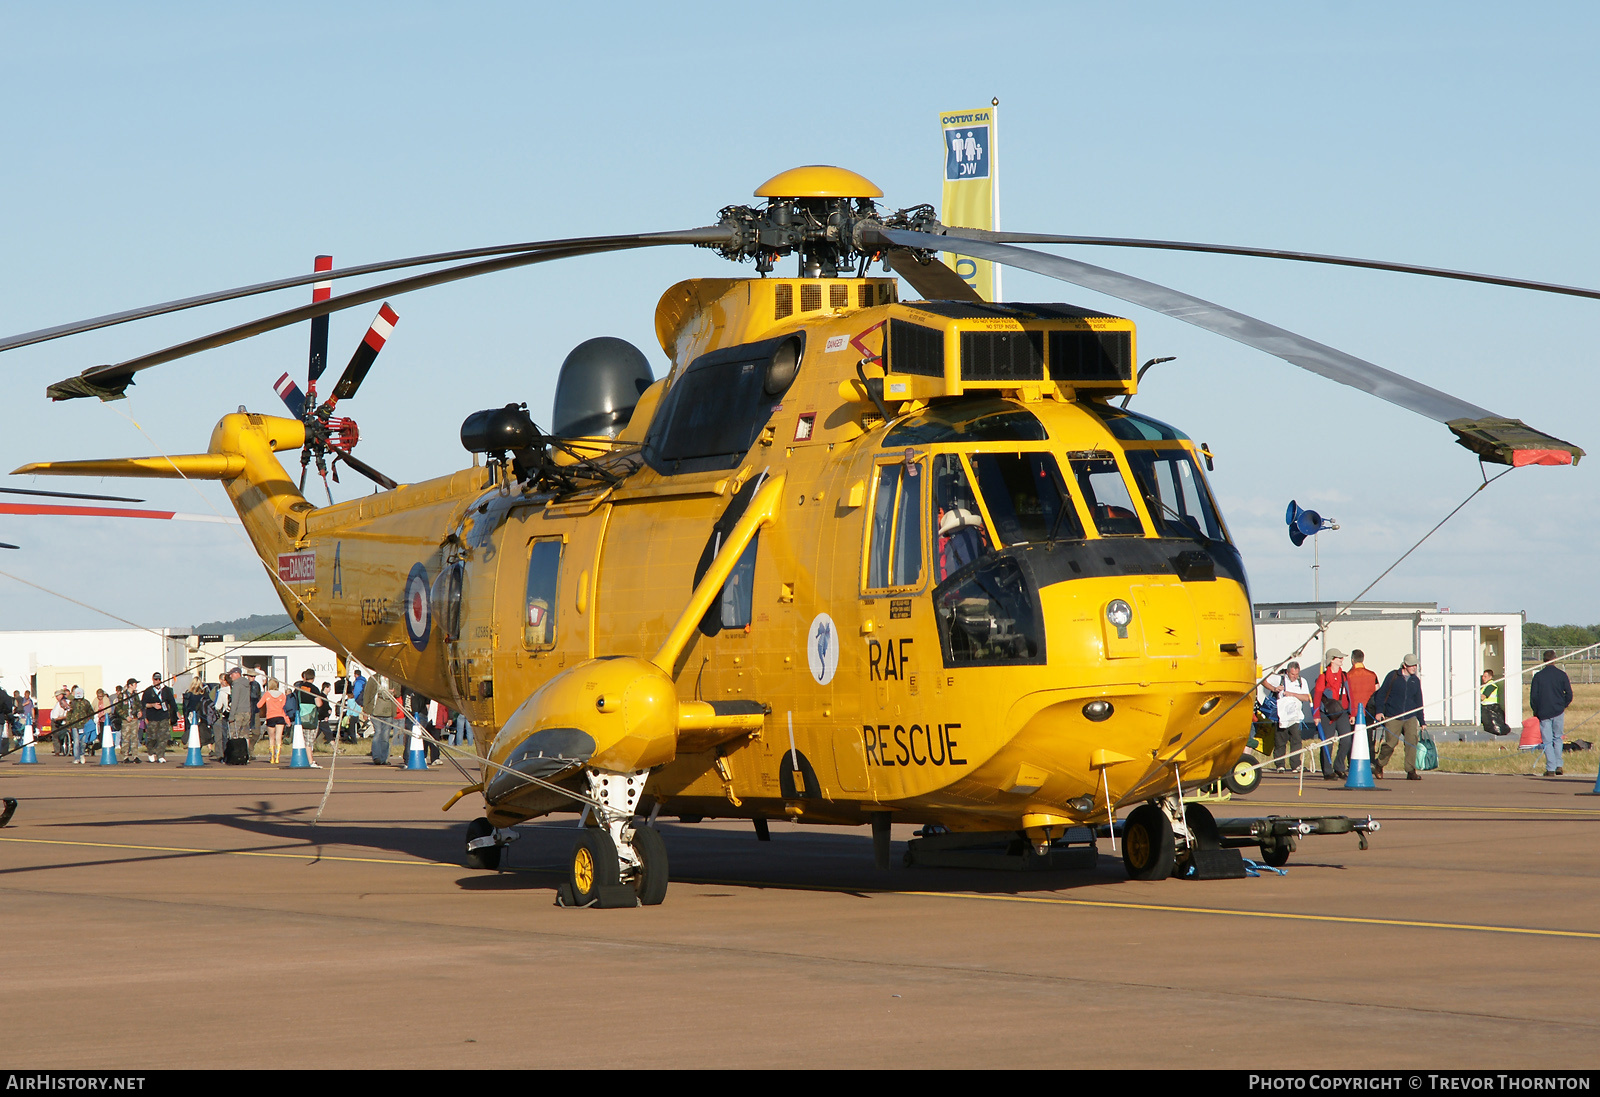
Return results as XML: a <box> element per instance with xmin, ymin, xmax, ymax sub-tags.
<box><xmin>710</xmin><ymin>166</ymin><xmax>941</xmax><ymax>278</ymax></box>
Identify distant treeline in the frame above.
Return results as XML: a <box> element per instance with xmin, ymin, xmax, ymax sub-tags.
<box><xmin>190</xmin><ymin>613</ymin><xmax>297</xmax><ymax>640</ymax></box>
<box><xmin>1524</xmin><ymin>623</ymin><xmax>1600</xmax><ymax>649</ymax></box>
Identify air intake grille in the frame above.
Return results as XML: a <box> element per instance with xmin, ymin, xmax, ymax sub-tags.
<box><xmin>858</xmin><ymin>285</ymin><xmax>875</xmax><ymax>308</ymax></box>
<box><xmin>1048</xmin><ymin>330</ymin><xmax>1133</xmax><ymax>381</ymax></box>
<box><xmin>800</xmin><ymin>284</ymin><xmax>822</xmax><ymax>312</ymax></box>
<box><xmin>283</xmin><ymin>516</ymin><xmax>300</xmax><ymax>539</ymax></box>
<box><xmin>960</xmin><ymin>331</ymin><xmax>1045</xmax><ymax>381</ymax></box>
<box><xmin>887</xmin><ymin>320</ymin><xmax>944</xmax><ymax>377</ymax></box>
<box><xmin>830</xmin><ymin>285</ymin><xmax>848</xmax><ymax>309</ymax></box>
<box><xmin>774</xmin><ymin>284</ymin><xmax>793</xmax><ymax>319</ymax></box>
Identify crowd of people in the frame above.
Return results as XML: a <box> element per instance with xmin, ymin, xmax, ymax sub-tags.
<box><xmin>0</xmin><ymin>664</ymin><xmax>474</xmax><ymax>768</ymax></box>
<box><xmin>1258</xmin><ymin>648</ymin><xmax>1578</xmax><ymax>781</ymax></box>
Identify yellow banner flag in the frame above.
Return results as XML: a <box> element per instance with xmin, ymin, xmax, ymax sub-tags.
<box><xmin>940</xmin><ymin>105</ymin><xmax>997</xmax><ymax>301</ymax></box>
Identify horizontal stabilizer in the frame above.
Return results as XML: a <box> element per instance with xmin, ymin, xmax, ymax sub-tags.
<box><xmin>11</xmin><ymin>454</ymin><xmax>247</xmax><ymax>480</ymax></box>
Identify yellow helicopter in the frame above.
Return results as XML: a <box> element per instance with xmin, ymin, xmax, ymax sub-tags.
<box><xmin>8</xmin><ymin>166</ymin><xmax>1584</xmax><ymax>906</ymax></box>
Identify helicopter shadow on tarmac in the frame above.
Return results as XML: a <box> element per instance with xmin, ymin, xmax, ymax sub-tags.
<box><xmin>451</xmin><ymin>819</ymin><xmax>1354</xmax><ymax>899</ymax></box>
<box><xmin>15</xmin><ymin>794</ymin><xmax>464</xmax><ymax>870</ymax></box>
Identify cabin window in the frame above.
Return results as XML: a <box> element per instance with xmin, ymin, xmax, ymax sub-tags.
<box><xmin>1068</xmin><ymin>455</ymin><xmax>1145</xmax><ymax>536</ymax></box>
<box><xmin>968</xmin><ymin>451</ymin><xmax>1083</xmax><ymax>547</ymax></box>
<box><xmin>430</xmin><ymin>562</ymin><xmax>464</xmax><ymax>643</ymax></box>
<box><xmin>523</xmin><ymin>538</ymin><xmax>563</xmax><ymax>648</ymax></box>
<box><xmin>865</xmin><ymin>458</ymin><xmax>924</xmax><ymax>591</ymax></box>
<box><xmin>695</xmin><ymin>475</ymin><xmax>768</xmax><ymax>637</ymax></box>
<box><xmin>645</xmin><ymin>335</ymin><xmax>803</xmax><ymax>475</ymax></box>
<box><xmin>1123</xmin><ymin>448</ymin><xmax>1228</xmax><ymax>543</ymax></box>
<box><xmin>718</xmin><ymin>536</ymin><xmax>758</xmax><ymax>630</ymax></box>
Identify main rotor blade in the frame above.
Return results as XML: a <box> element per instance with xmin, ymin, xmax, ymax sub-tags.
<box><xmin>3</xmin><ymin>229</ymin><xmax>724</xmax><ymax>356</ymax></box>
<box><xmin>335</xmin><ymin>450</ymin><xmax>397</xmax><ymax>491</ymax></box>
<box><xmin>869</xmin><ymin>228</ymin><xmax>1583</xmax><ymax>465</ymax></box>
<box><xmin>0</xmin><ymin>502</ymin><xmax>234</xmax><ymax>522</ymax></box>
<box><xmin>876</xmin><ymin>227</ymin><xmax>1488</xmax><ymax>422</ymax></box>
<box><xmin>0</xmin><ymin>485</ymin><xmax>143</xmax><ymax>503</ymax></box>
<box><xmin>47</xmin><ymin>228</ymin><xmax>730</xmax><ymax>402</ymax></box>
<box><xmin>946</xmin><ymin>228</ymin><xmax>1600</xmax><ymax>303</ymax></box>
<box><xmin>884</xmin><ymin>252</ymin><xmax>984</xmax><ymax>303</ymax></box>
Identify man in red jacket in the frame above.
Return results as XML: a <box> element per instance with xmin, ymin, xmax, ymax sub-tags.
<box><xmin>1312</xmin><ymin>649</ymin><xmax>1354</xmax><ymax>780</ymax></box>
<box><xmin>1347</xmin><ymin>649</ymin><xmax>1380</xmax><ymax>757</ymax></box>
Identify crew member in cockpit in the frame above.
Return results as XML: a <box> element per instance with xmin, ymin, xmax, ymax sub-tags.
<box><xmin>933</xmin><ymin>458</ymin><xmax>989</xmax><ymax>581</ymax></box>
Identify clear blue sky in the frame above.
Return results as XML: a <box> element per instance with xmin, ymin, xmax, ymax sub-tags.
<box><xmin>2</xmin><ymin>1</ymin><xmax>1596</xmax><ymax>631</ymax></box>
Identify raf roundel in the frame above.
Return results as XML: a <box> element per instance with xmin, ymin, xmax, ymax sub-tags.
<box><xmin>404</xmin><ymin>563</ymin><xmax>431</xmax><ymax>650</ymax></box>
<box><xmin>807</xmin><ymin>612</ymin><xmax>839</xmax><ymax>686</ymax></box>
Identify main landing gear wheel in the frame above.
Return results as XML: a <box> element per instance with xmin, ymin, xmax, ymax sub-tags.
<box><xmin>1122</xmin><ymin>803</ymin><xmax>1176</xmax><ymax>881</ymax></box>
<box><xmin>1223</xmin><ymin>754</ymin><xmax>1263</xmax><ymax>796</ymax></box>
<box><xmin>465</xmin><ymin>817</ymin><xmax>500</xmax><ymax>870</ymax></box>
<box><xmin>569</xmin><ymin>828</ymin><xmax>621</xmax><ymax>906</ymax></box>
<box><xmin>628</xmin><ymin>824</ymin><xmax>669</xmax><ymax>906</ymax></box>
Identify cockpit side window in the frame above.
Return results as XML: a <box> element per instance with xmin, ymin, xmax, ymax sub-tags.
<box><xmin>1124</xmin><ymin>448</ymin><xmax>1228</xmax><ymax>542</ymax></box>
<box><xmin>1068</xmin><ymin>455</ymin><xmax>1146</xmax><ymax>536</ymax></box>
<box><xmin>865</xmin><ymin>458</ymin><xmax>925</xmax><ymax>592</ymax></box>
<box><xmin>968</xmin><ymin>451</ymin><xmax>1083</xmax><ymax>547</ymax></box>
<box><xmin>931</xmin><ymin>455</ymin><xmax>992</xmax><ymax>581</ymax></box>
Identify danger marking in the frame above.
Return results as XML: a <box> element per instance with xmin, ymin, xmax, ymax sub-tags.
<box><xmin>278</xmin><ymin>551</ymin><xmax>315</xmax><ymax>583</ymax></box>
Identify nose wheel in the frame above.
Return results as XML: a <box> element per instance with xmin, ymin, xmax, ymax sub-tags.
<box><xmin>1121</xmin><ymin>802</ymin><xmax>1176</xmax><ymax>880</ymax></box>
<box><xmin>557</xmin><ymin>769</ymin><xmax>670</xmax><ymax>907</ymax></box>
<box><xmin>568</xmin><ymin>828</ymin><xmax>621</xmax><ymax>904</ymax></box>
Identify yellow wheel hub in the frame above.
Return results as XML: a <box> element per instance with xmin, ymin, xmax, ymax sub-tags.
<box><xmin>574</xmin><ymin>846</ymin><xmax>595</xmax><ymax>893</ymax></box>
<box><xmin>1127</xmin><ymin>825</ymin><xmax>1151</xmax><ymax>869</ymax></box>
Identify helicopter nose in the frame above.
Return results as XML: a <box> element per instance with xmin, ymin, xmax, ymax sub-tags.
<box><xmin>960</xmin><ymin>576</ymin><xmax>1253</xmax><ymax>813</ymax></box>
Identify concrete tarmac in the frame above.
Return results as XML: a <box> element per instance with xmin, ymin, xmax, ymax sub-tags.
<box><xmin>2</xmin><ymin>754</ymin><xmax>1598</xmax><ymax>1069</ymax></box>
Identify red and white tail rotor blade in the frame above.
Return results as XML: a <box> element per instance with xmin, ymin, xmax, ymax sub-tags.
<box><xmin>273</xmin><ymin>370</ymin><xmax>306</xmax><ymax>418</ymax></box>
<box><xmin>328</xmin><ymin>302</ymin><xmax>397</xmax><ymax>406</ymax></box>
<box><xmin>307</xmin><ymin>254</ymin><xmax>333</xmax><ymax>388</ymax></box>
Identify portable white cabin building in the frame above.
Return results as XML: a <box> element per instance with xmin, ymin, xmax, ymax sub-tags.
<box><xmin>0</xmin><ymin>629</ymin><xmax>191</xmax><ymax>699</ymax></box>
<box><xmin>188</xmin><ymin>635</ymin><xmax>340</xmax><ymax>688</ymax></box>
<box><xmin>0</xmin><ymin>629</ymin><xmax>343</xmax><ymax>704</ymax></box>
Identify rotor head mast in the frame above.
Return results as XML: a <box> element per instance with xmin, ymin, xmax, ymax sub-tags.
<box><xmin>708</xmin><ymin>165</ymin><xmax>948</xmax><ymax>278</ymax></box>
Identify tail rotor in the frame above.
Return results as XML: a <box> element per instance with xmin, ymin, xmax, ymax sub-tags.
<box><xmin>272</xmin><ymin>256</ymin><xmax>399</xmax><ymax>501</ymax></box>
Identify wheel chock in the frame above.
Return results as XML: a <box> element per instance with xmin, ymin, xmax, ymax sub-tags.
<box><xmin>596</xmin><ymin>884</ymin><xmax>639</xmax><ymax>908</ymax></box>
<box><xmin>555</xmin><ymin>881</ymin><xmax>639</xmax><ymax>909</ymax></box>
<box><xmin>0</xmin><ymin>798</ymin><xmax>15</xmax><ymax>828</ymax></box>
<box><xmin>1186</xmin><ymin>848</ymin><xmax>1248</xmax><ymax>880</ymax></box>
